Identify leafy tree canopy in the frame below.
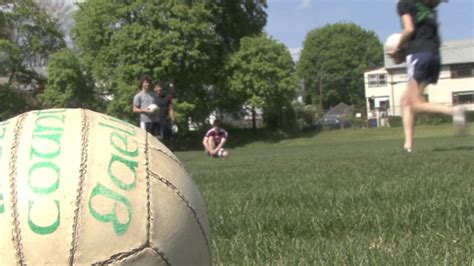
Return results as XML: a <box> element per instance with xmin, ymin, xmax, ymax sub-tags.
<box><xmin>73</xmin><ymin>0</ymin><xmax>267</xmax><ymax>124</ymax></box>
<box><xmin>0</xmin><ymin>0</ymin><xmax>65</xmax><ymax>85</ymax></box>
<box><xmin>297</xmin><ymin>22</ymin><xmax>383</xmax><ymax>110</ymax></box>
<box><xmin>40</xmin><ymin>49</ymin><xmax>99</xmax><ymax>109</ymax></box>
<box><xmin>214</xmin><ymin>0</ymin><xmax>267</xmax><ymax>52</ymax></box>
<box><xmin>0</xmin><ymin>0</ymin><xmax>65</xmax><ymax>118</ymax></box>
<box><xmin>226</xmin><ymin>34</ymin><xmax>297</xmax><ymax>128</ymax></box>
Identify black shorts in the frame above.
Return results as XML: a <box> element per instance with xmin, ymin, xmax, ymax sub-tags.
<box><xmin>406</xmin><ymin>51</ymin><xmax>441</xmax><ymax>84</ymax></box>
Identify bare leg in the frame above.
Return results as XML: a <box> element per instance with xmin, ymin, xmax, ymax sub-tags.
<box><xmin>413</xmin><ymin>82</ymin><xmax>453</xmax><ymax>115</ymax></box>
<box><xmin>401</xmin><ymin>102</ymin><xmax>415</xmax><ymax>149</ymax></box>
<box><xmin>401</xmin><ymin>80</ymin><xmax>417</xmax><ymax>149</ymax></box>
<box><xmin>402</xmin><ymin>80</ymin><xmax>455</xmax><ymax>149</ymax></box>
<box><xmin>203</xmin><ymin>138</ymin><xmax>210</xmax><ymax>153</ymax></box>
<box><xmin>208</xmin><ymin>138</ymin><xmax>216</xmax><ymax>152</ymax></box>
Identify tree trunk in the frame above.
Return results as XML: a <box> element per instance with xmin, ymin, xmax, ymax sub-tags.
<box><xmin>319</xmin><ymin>71</ymin><xmax>324</xmax><ymax>112</ymax></box>
<box><xmin>252</xmin><ymin>107</ymin><xmax>256</xmax><ymax>134</ymax></box>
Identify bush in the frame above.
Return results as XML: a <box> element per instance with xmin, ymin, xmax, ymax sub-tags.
<box><xmin>388</xmin><ymin>116</ymin><xmax>402</xmax><ymax>127</ymax></box>
<box><xmin>466</xmin><ymin>110</ymin><xmax>474</xmax><ymax>122</ymax></box>
<box><xmin>388</xmin><ymin>110</ymin><xmax>474</xmax><ymax>128</ymax></box>
<box><xmin>348</xmin><ymin>115</ymin><xmax>365</xmax><ymax>128</ymax></box>
<box><xmin>292</xmin><ymin>102</ymin><xmax>320</xmax><ymax>126</ymax></box>
<box><xmin>416</xmin><ymin>113</ymin><xmax>451</xmax><ymax>125</ymax></box>
<box><xmin>0</xmin><ymin>84</ymin><xmax>28</xmax><ymax>120</ymax></box>
<box><xmin>267</xmin><ymin>129</ymin><xmax>288</xmax><ymax>142</ymax></box>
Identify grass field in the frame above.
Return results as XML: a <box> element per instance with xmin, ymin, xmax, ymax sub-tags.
<box><xmin>176</xmin><ymin>124</ymin><xmax>474</xmax><ymax>265</ymax></box>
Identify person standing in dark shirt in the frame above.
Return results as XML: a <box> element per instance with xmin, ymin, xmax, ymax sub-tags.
<box><xmin>388</xmin><ymin>0</ymin><xmax>466</xmax><ymax>153</ymax></box>
<box><xmin>153</xmin><ymin>81</ymin><xmax>175</xmax><ymax>146</ymax></box>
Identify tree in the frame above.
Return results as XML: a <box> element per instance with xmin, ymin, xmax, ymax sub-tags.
<box><xmin>73</xmin><ymin>1</ymin><xmax>223</xmax><ymax>123</ymax></box>
<box><xmin>0</xmin><ymin>0</ymin><xmax>65</xmax><ymax>118</ymax></box>
<box><xmin>214</xmin><ymin>0</ymin><xmax>267</xmax><ymax>49</ymax></box>
<box><xmin>34</xmin><ymin>0</ymin><xmax>75</xmax><ymax>46</ymax></box>
<box><xmin>0</xmin><ymin>83</ymin><xmax>26</xmax><ymax>120</ymax></box>
<box><xmin>226</xmin><ymin>34</ymin><xmax>297</xmax><ymax>130</ymax></box>
<box><xmin>0</xmin><ymin>0</ymin><xmax>65</xmax><ymax>84</ymax></box>
<box><xmin>297</xmin><ymin>23</ymin><xmax>383</xmax><ymax>110</ymax></box>
<box><xmin>211</xmin><ymin>0</ymin><xmax>267</xmax><ymax>113</ymax></box>
<box><xmin>39</xmin><ymin>49</ymin><xmax>99</xmax><ymax>109</ymax></box>
<box><xmin>72</xmin><ymin>0</ymin><xmax>268</xmax><ymax>124</ymax></box>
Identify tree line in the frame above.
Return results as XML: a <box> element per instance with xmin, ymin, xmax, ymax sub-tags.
<box><xmin>0</xmin><ymin>0</ymin><xmax>383</xmax><ymax>131</ymax></box>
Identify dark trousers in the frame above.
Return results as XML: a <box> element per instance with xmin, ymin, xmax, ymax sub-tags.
<box><xmin>143</xmin><ymin>122</ymin><xmax>160</xmax><ymax>137</ymax></box>
<box><xmin>158</xmin><ymin>119</ymin><xmax>172</xmax><ymax>141</ymax></box>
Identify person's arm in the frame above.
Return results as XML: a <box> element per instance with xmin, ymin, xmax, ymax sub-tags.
<box><xmin>388</xmin><ymin>3</ymin><xmax>415</xmax><ymax>63</ymax></box>
<box><xmin>169</xmin><ymin>82</ymin><xmax>176</xmax><ymax>98</ymax></box>
<box><xmin>202</xmin><ymin>137</ymin><xmax>210</xmax><ymax>153</ymax></box>
<box><xmin>398</xmin><ymin>13</ymin><xmax>415</xmax><ymax>50</ymax></box>
<box><xmin>211</xmin><ymin>138</ymin><xmax>226</xmax><ymax>154</ymax></box>
<box><xmin>133</xmin><ymin>106</ymin><xmax>152</xmax><ymax>114</ymax></box>
<box><xmin>133</xmin><ymin>95</ymin><xmax>150</xmax><ymax>114</ymax></box>
<box><xmin>169</xmin><ymin>101</ymin><xmax>175</xmax><ymax>122</ymax></box>
<box><xmin>133</xmin><ymin>105</ymin><xmax>143</xmax><ymax>113</ymax></box>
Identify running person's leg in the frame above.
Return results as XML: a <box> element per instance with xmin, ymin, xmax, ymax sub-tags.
<box><xmin>401</xmin><ymin>83</ymin><xmax>416</xmax><ymax>151</ymax></box>
<box><xmin>402</xmin><ymin>52</ymin><xmax>465</xmax><ymax>151</ymax></box>
<box><xmin>411</xmin><ymin>52</ymin><xmax>452</xmax><ymax>114</ymax></box>
<box><xmin>411</xmin><ymin>52</ymin><xmax>465</xmax><ymax>134</ymax></box>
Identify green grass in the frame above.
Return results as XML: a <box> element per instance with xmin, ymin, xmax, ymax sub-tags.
<box><xmin>176</xmin><ymin>124</ymin><xmax>474</xmax><ymax>265</ymax></box>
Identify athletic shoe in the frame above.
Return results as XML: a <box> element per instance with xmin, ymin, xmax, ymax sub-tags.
<box><xmin>403</xmin><ymin>147</ymin><xmax>414</xmax><ymax>154</ymax></box>
<box><xmin>453</xmin><ymin>106</ymin><xmax>467</xmax><ymax>135</ymax></box>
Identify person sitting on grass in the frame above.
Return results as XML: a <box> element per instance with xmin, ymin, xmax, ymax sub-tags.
<box><xmin>202</xmin><ymin>119</ymin><xmax>229</xmax><ymax>158</ymax></box>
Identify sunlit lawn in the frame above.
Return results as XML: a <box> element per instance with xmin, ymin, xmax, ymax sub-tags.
<box><xmin>177</xmin><ymin>124</ymin><xmax>474</xmax><ymax>265</ymax></box>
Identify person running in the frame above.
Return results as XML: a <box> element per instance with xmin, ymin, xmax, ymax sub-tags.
<box><xmin>388</xmin><ymin>0</ymin><xmax>466</xmax><ymax>153</ymax></box>
<box><xmin>202</xmin><ymin>119</ymin><xmax>229</xmax><ymax>158</ymax></box>
<box><xmin>132</xmin><ymin>74</ymin><xmax>160</xmax><ymax>136</ymax></box>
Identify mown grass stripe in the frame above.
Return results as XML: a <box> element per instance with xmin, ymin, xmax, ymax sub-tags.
<box><xmin>177</xmin><ymin>124</ymin><xmax>474</xmax><ymax>264</ymax></box>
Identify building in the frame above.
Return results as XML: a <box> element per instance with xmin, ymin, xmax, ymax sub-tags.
<box><xmin>364</xmin><ymin>39</ymin><xmax>474</xmax><ymax>120</ymax></box>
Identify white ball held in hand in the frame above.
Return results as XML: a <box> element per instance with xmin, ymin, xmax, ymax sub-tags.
<box><xmin>148</xmin><ymin>104</ymin><xmax>158</xmax><ymax>112</ymax></box>
<box><xmin>384</xmin><ymin>33</ymin><xmax>402</xmax><ymax>54</ymax></box>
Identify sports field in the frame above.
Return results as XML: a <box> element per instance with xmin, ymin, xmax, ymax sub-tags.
<box><xmin>177</xmin><ymin>125</ymin><xmax>473</xmax><ymax>265</ymax></box>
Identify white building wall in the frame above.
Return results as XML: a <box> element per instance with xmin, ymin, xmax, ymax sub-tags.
<box><xmin>366</xmin><ymin>39</ymin><xmax>474</xmax><ymax>120</ymax></box>
<box><xmin>364</xmin><ymin>66</ymin><xmax>474</xmax><ymax>118</ymax></box>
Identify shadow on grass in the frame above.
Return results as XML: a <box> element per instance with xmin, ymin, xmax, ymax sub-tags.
<box><xmin>432</xmin><ymin>146</ymin><xmax>474</xmax><ymax>152</ymax></box>
<box><xmin>172</xmin><ymin>127</ymin><xmax>323</xmax><ymax>151</ymax></box>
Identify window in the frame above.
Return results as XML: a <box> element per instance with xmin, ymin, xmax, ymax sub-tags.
<box><xmin>451</xmin><ymin>64</ymin><xmax>474</xmax><ymax>78</ymax></box>
<box><xmin>368</xmin><ymin>74</ymin><xmax>387</xmax><ymax>87</ymax></box>
<box><xmin>379</xmin><ymin>100</ymin><xmax>390</xmax><ymax>111</ymax></box>
<box><xmin>369</xmin><ymin>96</ymin><xmax>390</xmax><ymax>111</ymax></box>
<box><xmin>452</xmin><ymin>91</ymin><xmax>474</xmax><ymax>105</ymax></box>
